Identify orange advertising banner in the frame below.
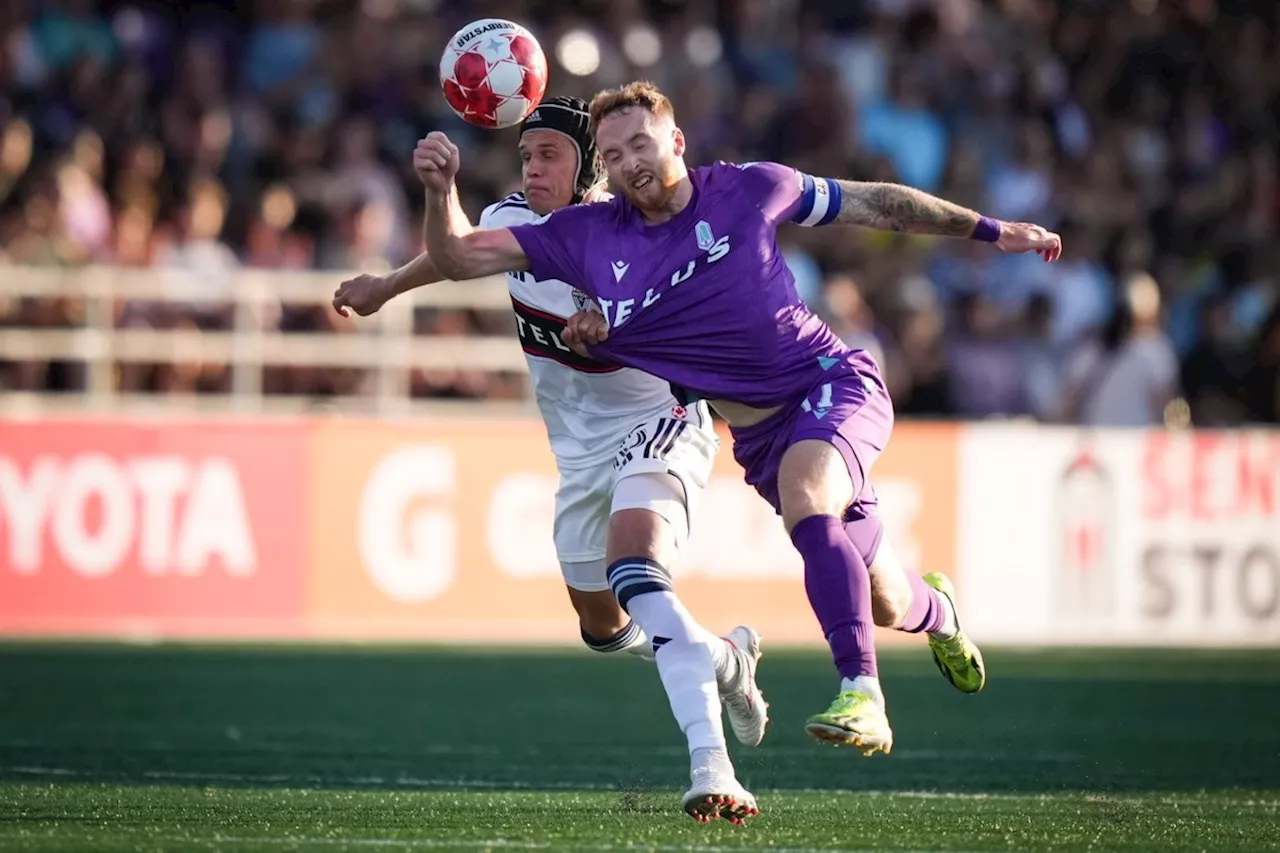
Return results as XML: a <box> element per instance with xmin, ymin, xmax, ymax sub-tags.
<box><xmin>0</xmin><ymin>420</ymin><xmax>308</xmax><ymax>636</ymax></box>
<box><xmin>305</xmin><ymin>418</ymin><xmax>960</xmax><ymax>645</ymax></box>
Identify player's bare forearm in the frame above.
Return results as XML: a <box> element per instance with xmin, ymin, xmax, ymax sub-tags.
<box><xmin>422</xmin><ymin>187</ymin><xmax>529</xmax><ymax>280</ymax></box>
<box><xmin>421</xmin><ymin>186</ymin><xmax>473</xmax><ymax>280</ymax></box>
<box><xmin>833</xmin><ymin>180</ymin><xmax>979</xmax><ymax>237</ymax></box>
<box><xmin>444</xmin><ymin>188</ymin><xmax>475</xmax><ymax>239</ymax></box>
<box><xmin>386</xmin><ymin>252</ymin><xmax>443</xmax><ymax>297</ymax></box>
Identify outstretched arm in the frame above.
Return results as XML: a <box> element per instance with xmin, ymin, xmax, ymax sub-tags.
<box><xmin>387</xmin><ymin>250</ymin><xmax>444</xmax><ymax>295</ymax></box>
<box><xmin>830</xmin><ymin>179</ymin><xmax>1061</xmax><ymax>259</ymax></box>
<box><xmin>416</xmin><ymin>132</ymin><xmax>530</xmax><ymax>280</ymax></box>
<box><xmin>832</xmin><ymin>181</ymin><xmax>981</xmax><ymax>236</ymax></box>
<box><xmin>333</xmin><ymin>191</ymin><xmax>476</xmax><ymax>317</ymax></box>
<box><xmin>332</xmin><ymin>252</ymin><xmax>445</xmax><ymax>318</ymax></box>
<box><xmin>740</xmin><ymin>162</ymin><xmax>1061</xmax><ymax>259</ymax></box>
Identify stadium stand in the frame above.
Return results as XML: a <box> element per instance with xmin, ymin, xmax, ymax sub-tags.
<box><xmin>1</xmin><ymin>0</ymin><xmax>1277</xmax><ymax>424</ymax></box>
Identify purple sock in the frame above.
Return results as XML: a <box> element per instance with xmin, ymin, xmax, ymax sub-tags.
<box><xmin>791</xmin><ymin>514</ymin><xmax>877</xmax><ymax>680</ymax></box>
<box><xmin>898</xmin><ymin>571</ymin><xmax>947</xmax><ymax>634</ymax></box>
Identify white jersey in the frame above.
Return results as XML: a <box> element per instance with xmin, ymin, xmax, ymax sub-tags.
<box><xmin>480</xmin><ymin>193</ymin><xmax>683</xmax><ymax>471</ymax></box>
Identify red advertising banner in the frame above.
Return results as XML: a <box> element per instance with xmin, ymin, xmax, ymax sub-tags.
<box><xmin>0</xmin><ymin>420</ymin><xmax>307</xmax><ymax>636</ymax></box>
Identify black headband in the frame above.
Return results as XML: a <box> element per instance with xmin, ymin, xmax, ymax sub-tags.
<box><xmin>519</xmin><ymin>96</ymin><xmax>602</xmax><ymax>202</ymax></box>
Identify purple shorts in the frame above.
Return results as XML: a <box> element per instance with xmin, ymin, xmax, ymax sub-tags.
<box><xmin>728</xmin><ymin>355</ymin><xmax>893</xmax><ymax>522</ymax></box>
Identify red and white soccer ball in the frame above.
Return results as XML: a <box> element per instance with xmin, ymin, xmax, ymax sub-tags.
<box><xmin>440</xmin><ymin>19</ymin><xmax>548</xmax><ymax>130</ymax></box>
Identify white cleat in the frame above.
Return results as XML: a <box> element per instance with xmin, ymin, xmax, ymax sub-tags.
<box><xmin>720</xmin><ymin>626</ymin><xmax>769</xmax><ymax>748</ymax></box>
<box><xmin>681</xmin><ymin>764</ymin><xmax>759</xmax><ymax>825</ymax></box>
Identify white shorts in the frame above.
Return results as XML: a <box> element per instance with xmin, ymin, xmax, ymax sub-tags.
<box><xmin>555</xmin><ymin>401</ymin><xmax>719</xmax><ymax>592</ymax></box>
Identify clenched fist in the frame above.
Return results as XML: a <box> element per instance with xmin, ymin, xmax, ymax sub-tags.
<box><xmin>414</xmin><ymin>132</ymin><xmax>461</xmax><ymax>194</ymax></box>
<box><xmin>333</xmin><ymin>273</ymin><xmax>393</xmax><ymax>318</ymax></box>
<box><xmin>560</xmin><ymin>309</ymin><xmax>610</xmax><ymax>357</ymax></box>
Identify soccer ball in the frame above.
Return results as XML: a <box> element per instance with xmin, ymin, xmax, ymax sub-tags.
<box><xmin>440</xmin><ymin>19</ymin><xmax>548</xmax><ymax>130</ymax></box>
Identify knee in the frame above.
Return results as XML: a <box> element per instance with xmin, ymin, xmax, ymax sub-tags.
<box><xmin>607</xmin><ymin>473</ymin><xmax>687</xmax><ymax>565</ymax></box>
<box><xmin>778</xmin><ymin>440</ymin><xmax>856</xmax><ymax>532</ymax></box>
<box><xmin>607</xmin><ymin>508</ymin><xmax>665</xmax><ymax>562</ymax></box>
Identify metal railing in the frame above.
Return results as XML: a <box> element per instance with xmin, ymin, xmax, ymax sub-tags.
<box><xmin>0</xmin><ymin>264</ymin><xmax>532</xmax><ymax>416</ymax></box>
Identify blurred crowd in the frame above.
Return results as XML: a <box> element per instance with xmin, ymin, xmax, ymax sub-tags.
<box><xmin>1</xmin><ymin>0</ymin><xmax>1278</xmax><ymax>424</ymax></box>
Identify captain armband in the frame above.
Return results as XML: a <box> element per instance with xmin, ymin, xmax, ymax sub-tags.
<box><xmin>789</xmin><ymin>173</ymin><xmax>843</xmax><ymax>227</ymax></box>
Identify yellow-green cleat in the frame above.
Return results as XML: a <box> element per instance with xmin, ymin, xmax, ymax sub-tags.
<box><xmin>804</xmin><ymin>690</ymin><xmax>893</xmax><ymax>756</ymax></box>
<box><xmin>923</xmin><ymin>572</ymin><xmax>987</xmax><ymax>694</ymax></box>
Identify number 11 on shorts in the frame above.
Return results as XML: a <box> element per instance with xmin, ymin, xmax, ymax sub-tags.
<box><xmin>801</xmin><ymin>383</ymin><xmax>833</xmax><ymax>419</ymax></box>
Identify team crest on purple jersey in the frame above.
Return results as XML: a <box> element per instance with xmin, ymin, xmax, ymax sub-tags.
<box><xmin>695</xmin><ymin>220</ymin><xmax>715</xmax><ymax>251</ymax></box>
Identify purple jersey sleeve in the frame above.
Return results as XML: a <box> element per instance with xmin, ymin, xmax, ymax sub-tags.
<box><xmin>507</xmin><ymin>203</ymin><xmax>597</xmax><ymax>287</ymax></box>
<box><xmin>734</xmin><ymin>161</ymin><xmax>843</xmax><ymax>228</ymax></box>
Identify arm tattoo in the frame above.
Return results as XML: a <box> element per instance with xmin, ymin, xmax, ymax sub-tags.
<box><xmin>833</xmin><ymin>180</ymin><xmax>979</xmax><ymax>237</ymax></box>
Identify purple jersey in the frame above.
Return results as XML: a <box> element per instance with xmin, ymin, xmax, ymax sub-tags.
<box><xmin>509</xmin><ymin>161</ymin><xmax>871</xmax><ymax>408</ymax></box>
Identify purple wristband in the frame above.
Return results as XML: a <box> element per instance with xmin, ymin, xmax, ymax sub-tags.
<box><xmin>971</xmin><ymin>216</ymin><xmax>1001</xmax><ymax>243</ymax></box>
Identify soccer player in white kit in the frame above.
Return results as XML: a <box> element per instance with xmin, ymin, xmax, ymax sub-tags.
<box><xmin>333</xmin><ymin>97</ymin><xmax>767</xmax><ymax>824</ymax></box>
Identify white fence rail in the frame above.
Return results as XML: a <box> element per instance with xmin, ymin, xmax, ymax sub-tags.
<box><xmin>0</xmin><ymin>264</ymin><xmax>532</xmax><ymax>415</ymax></box>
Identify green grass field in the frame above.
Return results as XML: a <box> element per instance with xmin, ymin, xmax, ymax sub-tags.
<box><xmin>1</xmin><ymin>643</ymin><xmax>1278</xmax><ymax>852</ymax></box>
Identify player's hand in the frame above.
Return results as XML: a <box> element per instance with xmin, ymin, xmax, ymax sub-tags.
<box><xmin>414</xmin><ymin>132</ymin><xmax>461</xmax><ymax>194</ymax></box>
<box><xmin>561</xmin><ymin>309</ymin><xmax>609</xmax><ymax>357</ymax></box>
<box><xmin>333</xmin><ymin>273</ymin><xmax>393</xmax><ymax>318</ymax></box>
<box><xmin>995</xmin><ymin>221</ymin><xmax>1063</xmax><ymax>262</ymax></box>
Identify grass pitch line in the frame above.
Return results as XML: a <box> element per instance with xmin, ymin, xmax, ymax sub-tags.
<box><xmin>3</xmin><ymin>766</ymin><xmax>623</xmax><ymax>790</ymax></box>
<box><xmin>144</xmin><ymin>838</ymin><xmax>1000</xmax><ymax>853</ymax></box>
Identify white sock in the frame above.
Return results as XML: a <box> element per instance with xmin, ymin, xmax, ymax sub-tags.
<box><xmin>628</xmin><ymin>641</ymin><xmax>656</xmax><ymax>661</ymax></box>
<box><xmin>710</xmin><ymin>637</ymin><xmax>738</xmax><ymax>690</ymax></box>
<box><xmin>627</xmin><ymin>590</ymin><xmax>727</xmax><ymax>754</ymax></box>
<box><xmin>690</xmin><ymin>745</ymin><xmax>735</xmax><ymax>777</ymax></box>
<box><xmin>929</xmin><ymin>594</ymin><xmax>959</xmax><ymax>641</ymax></box>
<box><xmin>842</xmin><ymin>675</ymin><xmax>885</xmax><ymax>707</ymax></box>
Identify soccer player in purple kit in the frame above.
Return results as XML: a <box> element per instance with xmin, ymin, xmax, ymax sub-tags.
<box><xmin>416</xmin><ymin>81</ymin><xmax>1061</xmax><ymax>807</ymax></box>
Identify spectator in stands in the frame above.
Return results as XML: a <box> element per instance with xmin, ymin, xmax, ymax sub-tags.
<box><xmin>1241</xmin><ymin>303</ymin><xmax>1280</xmax><ymax>425</ymax></box>
<box><xmin>945</xmin><ymin>291</ymin><xmax>1028</xmax><ymax>419</ymax></box>
<box><xmin>1180</xmin><ymin>294</ymin><xmax>1249</xmax><ymax>426</ymax></box>
<box><xmin>1058</xmin><ymin>273</ymin><xmax>1180</xmax><ymax>427</ymax></box>
<box><xmin>1018</xmin><ymin>293</ymin><xmax>1066</xmax><ymax>423</ymax></box>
